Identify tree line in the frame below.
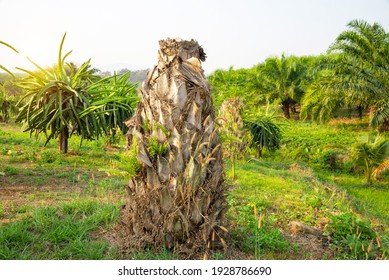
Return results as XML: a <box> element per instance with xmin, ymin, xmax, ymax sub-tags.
<box><xmin>208</xmin><ymin>19</ymin><xmax>389</xmax><ymax>132</ymax></box>
<box><xmin>1</xmin><ymin>19</ymin><xmax>388</xmax><ymax>162</ymax></box>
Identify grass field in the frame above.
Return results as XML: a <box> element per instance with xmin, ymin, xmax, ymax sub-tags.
<box><xmin>0</xmin><ymin>119</ymin><xmax>388</xmax><ymax>260</ymax></box>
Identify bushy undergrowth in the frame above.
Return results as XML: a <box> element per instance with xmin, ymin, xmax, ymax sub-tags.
<box><xmin>324</xmin><ymin>213</ymin><xmax>388</xmax><ymax>259</ymax></box>
<box><xmin>277</xmin><ymin>121</ymin><xmax>356</xmax><ymax>166</ymax></box>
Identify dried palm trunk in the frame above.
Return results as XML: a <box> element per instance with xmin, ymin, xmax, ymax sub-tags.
<box><xmin>123</xmin><ymin>38</ymin><xmax>228</xmax><ymax>254</ymax></box>
<box><xmin>218</xmin><ymin>97</ymin><xmax>247</xmax><ymax>157</ymax></box>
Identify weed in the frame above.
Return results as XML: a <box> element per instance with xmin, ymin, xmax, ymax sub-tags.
<box><xmin>0</xmin><ymin>147</ymin><xmax>8</xmax><ymax>155</ymax></box>
<box><xmin>147</xmin><ymin>136</ymin><xmax>168</xmax><ymax>157</ymax></box>
<box><xmin>320</xmin><ymin>150</ymin><xmax>346</xmax><ymax>171</ymax></box>
<box><xmin>212</xmin><ymin>252</ymin><xmax>225</xmax><ymax>260</ymax></box>
<box><xmin>40</xmin><ymin>150</ymin><xmax>58</xmax><ymax>164</ymax></box>
<box><xmin>3</xmin><ymin>165</ymin><xmax>19</xmax><ymax>175</ymax></box>
<box><xmin>99</xmin><ymin>141</ymin><xmax>141</xmax><ymax>181</ymax></box>
<box><xmin>324</xmin><ymin>212</ymin><xmax>387</xmax><ymax>259</ymax></box>
<box><xmin>23</xmin><ymin>149</ymin><xmax>38</xmax><ymax>162</ymax></box>
<box><xmin>227</xmin><ymin>202</ymin><xmax>290</xmax><ymax>258</ymax></box>
<box><xmin>0</xmin><ymin>220</ymin><xmax>35</xmax><ymax>259</ymax></box>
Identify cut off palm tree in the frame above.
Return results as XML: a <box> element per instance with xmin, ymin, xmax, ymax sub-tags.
<box><xmin>122</xmin><ymin>39</ymin><xmax>228</xmax><ymax>257</ymax></box>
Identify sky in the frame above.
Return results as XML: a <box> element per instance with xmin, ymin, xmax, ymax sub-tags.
<box><xmin>1</xmin><ymin>0</ymin><xmax>389</xmax><ymax>74</ymax></box>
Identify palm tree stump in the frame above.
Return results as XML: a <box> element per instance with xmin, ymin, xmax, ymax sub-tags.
<box><xmin>123</xmin><ymin>38</ymin><xmax>228</xmax><ymax>255</ymax></box>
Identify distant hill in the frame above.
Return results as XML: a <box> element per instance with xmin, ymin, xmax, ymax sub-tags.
<box><xmin>127</xmin><ymin>69</ymin><xmax>149</xmax><ymax>83</ymax></box>
<box><xmin>96</xmin><ymin>68</ymin><xmax>149</xmax><ymax>84</ymax></box>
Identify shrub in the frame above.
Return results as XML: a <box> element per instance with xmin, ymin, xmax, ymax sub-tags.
<box><xmin>319</xmin><ymin>149</ymin><xmax>347</xmax><ymax>171</ymax></box>
<box><xmin>351</xmin><ymin>137</ymin><xmax>389</xmax><ymax>185</ymax></box>
<box><xmin>3</xmin><ymin>165</ymin><xmax>19</xmax><ymax>175</ymax></box>
<box><xmin>247</xmin><ymin>116</ymin><xmax>282</xmax><ymax>158</ymax></box>
<box><xmin>324</xmin><ymin>213</ymin><xmax>387</xmax><ymax>259</ymax></box>
<box><xmin>40</xmin><ymin>150</ymin><xmax>58</xmax><ymax>164</ymax></box>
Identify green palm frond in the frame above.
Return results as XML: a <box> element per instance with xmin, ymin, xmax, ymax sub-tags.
<box><xmin>0</xmin><ymin>40</ymin><xmax>19</xmax><ymax>78</ymax></box>
<box><xmin>351</xmin><ymin>137</ymin><xmax>389</xmax><ymax>185</ymax></box>
<box><xmin>247</xmin><ymin>116</ymin><xmax>282</xmax><ymax>157</ymax></box>
<box><xmin>15</xmin><ymin>33</ymin><xmax>138</xmax><ymax>151</ymax></box>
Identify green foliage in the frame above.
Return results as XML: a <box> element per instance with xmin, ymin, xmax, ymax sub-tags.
<box><xmin>351</xmin><ymin>137</ymin><xmax>389</xmax><ymax>185</ymax></box>
<box><xmin>0</xmin><ymin>86</ymin><xmax>18</xmax><ymax>122</ymax></box>
<box><xmin>324</xmin><ymin>213</ymin><xmax>387</xmax><ymax>259</ymax></box>
<box><xmin>146</xmin><ymin>125</ymin><xmax>169</xmax><ymax>158</ymax></box>
<box><xmin>15</xmin><ymin>33</ymin><xmax>138</xmax><ymax>153</ymax></box>
<box><xmin>218</xmin><ymin>98</ymin><xmax>247</xmax><ymax>178</ymax></box>
<box><xmin>208</xmin><ymin>67</ymin><xmax>258</xmax><ymax>110</ymax></box>
<box><xmin>319</xmin><ymin>149</ymin><xmax>346</xmax><ymax>171</ymax></box>
<box><xmin>147</xmin><ymin>136</ymin><xmax>168</xmax><ymax>157</ymax></box>
<box><xmin>122</xmin><ymin>144</ymin><xmax>142</xmax><ymax>179</ymax></box>
<box><xmin>301</xmin><ymin>20</ymin><xmax>389</xmax><ymax>130</ymax></box>
<box><xmin>255</xmin><ymin>54</ymin><xmax>316</xmax><ymax>119</ymax></box>
<box><xmin>208</xmin><ymin>55</ymin><xmax>318</xmax><ymax>119</ymax></box>
<box><xmin>40</xmin><ymin>150</ymin><xmax>60</xmax><ymax>164</ymax></box>
<box><xmin>3</xmin><ymin>165</ymin><xmax>19</xmax><ymax>175</ymax></box>
<box><xmin>278</xmin><ymin>121</ymin><xmax>356</xmax><ymax>165</ymax></box>
<box><xmin>15</xmin><ymin>34</ymin><xmax>101</xmax><ymax>152</ymax></box>
<box><xmin>246</xmin><ymin>115</ymin><xmax>282</xmax><ymax>157</ymax></box>
<box><xmin>100</xmin><ymin>140</ymin><xmax>141</xmax><ymax>180</ymax></box>
<box><xmin>228</xmin><ymin>203</ymin><xmax>290</xmax><ymax>257</ymax></box>
<box><xmin>80</xmin><ymin>71</ymin><xmax>139</xmax><ymax>144</ymax></box>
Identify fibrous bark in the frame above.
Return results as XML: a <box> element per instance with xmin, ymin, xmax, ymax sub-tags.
<box><xmin>123</xmin><ymin>38</ymin><xmax>228</xmax><ymax>256</ymax></box>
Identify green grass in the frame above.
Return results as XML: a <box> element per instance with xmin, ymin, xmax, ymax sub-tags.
<box><xmin>0</xmin><ymin>201</ymin><xmax>120</xmax><ymax>259</ymax></box>
<box><xmin>319</xmin><ymin>172</ymin><xmax>389</xmax><ymax>232</ymax></box>
<box><xmin>226</xmin><ymin>157</ymin><xmax>388</xmax><ymax>259</ymax></box>
<box><xmin>1</xmin><ymin>119</ymin><xmax>388</xmax><ymax>260</ymax></box>
<box><xmin>0</xmin><ymin>122</ymin><xmax>127</xmax><ymax>259</ymax></box>
<box><xmin>222</xmin><ymin>118</ymin><xmax>388</xmax><ymax>259</ymax></box>
<box><xmin>226</xmin><ymin>160</ymin><xmax>335</xmax><ymax>258</ymax></box>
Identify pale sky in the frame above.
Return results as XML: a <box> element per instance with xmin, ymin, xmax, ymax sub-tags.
<box><xmin>1</xmin><ymin>0</ymin><xmax>389</xmax><ymax>74</ymax></box>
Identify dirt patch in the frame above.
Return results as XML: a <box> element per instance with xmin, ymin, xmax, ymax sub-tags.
<box><xmin>284</xmin><ymin>233</ymin><xmax>333</xmax><ymax>259</ymax></box>
<box><xmin>0</xmin><ymin>179</ymin><xmax>85</xmax><ymax>221</ymax></box>
<box><xmin>282</xmin><ymin>221</ymin><xmax>333</xmax><ymax>259</ymax></box>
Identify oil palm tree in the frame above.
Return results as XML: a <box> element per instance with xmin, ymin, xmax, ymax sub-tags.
<box><xmin>260</xmin><ymin>54</ymin><xmax>309</xmax><ymax>118</ymax></box>
<box><xmin>351</xmin><ymin>137</ymin><xmax>389</xmax><ymax>185</ymax></box>
<box><xmin>301</xmin><ymin>20</ymin><xmax>389</xmax><ymax>130</ymax></box>
<box><xmin>123</xmin><ymin>39</ymin><xmax>227</xmax><ymax>256</ymax></box>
